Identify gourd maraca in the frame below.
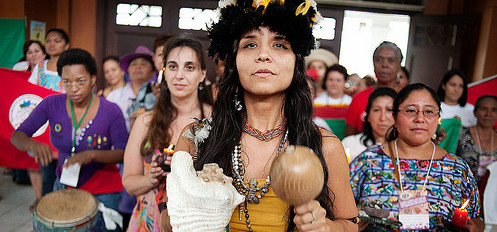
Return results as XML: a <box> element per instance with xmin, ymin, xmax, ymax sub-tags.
<box><xmin>269</xmin><ymin>145</ymin><xmax>324</xmax><ymax>205</ymax></box>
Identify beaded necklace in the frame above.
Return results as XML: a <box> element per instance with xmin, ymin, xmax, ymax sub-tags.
<box><xmin>242</xmin><ymin>119</ymin><xmax>286</xmax><ymax>142</ymax></box>
<box><xmin>232</xmin><ymin>130</ymin><xmax>288</xmax><ymax>231</ymax></box>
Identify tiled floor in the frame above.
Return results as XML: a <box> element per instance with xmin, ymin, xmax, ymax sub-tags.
<box><xmin>0</xmin><ymin>168</ymin><xmax>34</xmax><ymax>232</ymax></box>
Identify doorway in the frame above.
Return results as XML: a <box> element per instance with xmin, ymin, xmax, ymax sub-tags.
<box><xmin>339</xmin><ymin>10</ymin><xmax>410</xmax><ymax>78</ymax></box>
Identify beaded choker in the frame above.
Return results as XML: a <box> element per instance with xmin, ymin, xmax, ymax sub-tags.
<box><xmin>232</xmin><ymin>130</ymin><xmax>288</xmax><ymax>231</ymax></box>
<box><xmin>242</xmin><ymin>119</ymin><xmax>286</xmax><ymax>142</ymax></box>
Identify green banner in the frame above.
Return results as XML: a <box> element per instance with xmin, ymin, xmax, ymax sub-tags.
<box><xmin>438</xmin><ymin>117</ymin><xmax>462</xmax><ymax>154</ymax></box>
<box><xmin>0</xmin><ymin>19</ymin><xmax>25</xmax><ymax>69</ymax></box>
<box><xmin>325</xmin><ymin>119</ymin><xmax>346</xmax><ymax>140</ymax></box>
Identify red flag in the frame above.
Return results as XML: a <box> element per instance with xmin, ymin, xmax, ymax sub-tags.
<box><xmin>313</xmin><ymin>104</ymin><xmax>349</xmax><ymax>119</ymax></box>
<box><xmin>0</xmin><ymin>68</ymin><xmax>58</xmax><ymax>169</ymax></box>
<box><xmin>468</xmin><ymin>75</ymin><xmax>497</xmax><ymax>129</ymax></box>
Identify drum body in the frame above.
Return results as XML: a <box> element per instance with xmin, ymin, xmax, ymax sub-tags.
<box><xmin>33</xmin><ymin>189</ymin><xmax>103</xmax><ymax>231</ymax></box>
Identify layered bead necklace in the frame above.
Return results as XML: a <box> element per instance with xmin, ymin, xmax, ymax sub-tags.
<box><xmin>232</xmin><ymin>129</ymin><xmax>288</xmax><ymax>231</ymax></box>
<box><xmin>242</xmin><ymin>118</ymin><xmax>286</xmax><ymax>142</ymax></box>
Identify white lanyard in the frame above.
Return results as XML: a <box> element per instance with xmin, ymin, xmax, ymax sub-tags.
<box><xmin>394</xmin><ymin>139</ymin><xmax>435</xmax><ymax>192</ymax></box>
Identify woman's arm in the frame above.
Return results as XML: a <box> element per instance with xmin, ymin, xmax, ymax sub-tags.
<box><xmin>64</xmin><ymin>149</ymin><xmax>124</xmax><ymax>167</ymax></box>
<box><xmin>160</xmin><ymin>123</ymin><xmax>198</xmax><ymax>232</ymax></box>
<box><xmin>122</xmin><ymin>112</ymin><xmax>162</xmax><ymax>196</ymax></box>
<box><xmin>321</xmin><ymin>131</ymin><xmax>359</xmax><ymax>231</ymax></box>
<box><xmin>11</xmin><ymin>131</ymin><xmax>53</xmax><ymax>166</ymax></box>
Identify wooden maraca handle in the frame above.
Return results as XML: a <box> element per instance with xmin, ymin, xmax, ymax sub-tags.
<box><xmin>269</xmin><ymin>145</ymin><xmax>324</xmax><ymax>205</ymax></box>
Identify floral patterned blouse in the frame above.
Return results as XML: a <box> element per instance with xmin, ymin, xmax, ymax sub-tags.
<box><xmin>456</xmin><ymin>127</ymin><xmax>497</xmax><ymax>184</ymax></box>
<box><xmin>350</xmin><ymin>145</ymin><xmax>480</xmax><ymax>231</ymax></box>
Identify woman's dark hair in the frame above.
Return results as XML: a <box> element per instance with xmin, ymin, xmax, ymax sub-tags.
<box><xmin>386</xmin><ymin>83</ymin><xmax>441</xmax><ymax>142</ymax></box>
<box><xmin>373</xmin><ymin>41</ymin><xmax>403</xmax><ymax>63</ymax></box>
<box><xmin>437</xmin><ymin>69</ymin><xmax>468</xmax><ymax>107</ymax></box>
<box><xmin>198</xmin><ymin>29</ymin><xmax>334</xmax><ymax>232</ymax></box>
<box><xmin>57</xmin><ymin>48</ymin><xmax>97</xmax><ymax>77</ymax></box>
<box><xmin>361</xmin><ymin>87</ymin><xmax>397</xmax><ymax>146</ymax></box>
<box><xmin>153</xmin><ymin>33</ymin><xmax>174</xmax><ymax>52</ymax></box>
<box><xmin>322</xmin><ymin>64</ymin><xmax>348</xmax><ymax>91</ymax></box>
<box><xmin>140</xmin><ymin>35</ymin><xmax>213</xmax><ymax>156</ymax></box>
<box><xmin>46</xmin><ymin>28</ymin><xmax>70</xmax><ymax>44</ymax></box>
<box><xmin>22</xmin><ymin>40</ymin><xmax>45</xmax><ymax>57</ymax></box>
<box><xmin>474</xmin><ymin>95</ymin><xmax>497</xmax><ymax>111</ymax></box>
<box><xmin>103</xmin><ymin>55</ymin><xmax>120</xmax><ymax>64</ymax></box>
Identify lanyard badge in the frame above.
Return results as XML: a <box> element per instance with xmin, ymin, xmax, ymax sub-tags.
<box><xmin>398</xmin><ymin>189</ymin><xmax>430</xmax><ymax>230</ymax></box>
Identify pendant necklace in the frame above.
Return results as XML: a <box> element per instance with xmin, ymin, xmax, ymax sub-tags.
<box><xmin>232</xmin><ymin>130</ymin><xmax>288</xmax><ymax>231</ymax></box>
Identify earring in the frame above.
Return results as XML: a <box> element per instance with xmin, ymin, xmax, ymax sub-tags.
<box><xmin>198</xmin><ymin>82</ymin><xmax>204</xmax><ymax>91</ymax></box>
<box><xmin>432</xmin><ymin>133</ymin><xmax>437</xmax><ymax>140</ymax></box>
<box><xmin>234</xmin><ymin>87</ymin><xmax>242</xmax><ymax>111</ymax></box>
<box><xmin>395</xmin><ymin>75</ymin><xmax>400</xmax><ymax>84</ymax></box>
<box><xmin>392</xmin><ymin>126</ymin><xmax>398</xmax><ymax>138</ymax></box>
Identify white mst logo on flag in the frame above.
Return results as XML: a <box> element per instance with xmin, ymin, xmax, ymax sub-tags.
<box><xmin>9</xmin><ymin>94</ymin><xmax>48</xmax><ymax>137</ymax></box>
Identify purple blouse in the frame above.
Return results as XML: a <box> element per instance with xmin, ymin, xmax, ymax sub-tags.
<box><xmin>16</xmin><ymin>94</ymin><xmax>128</xmax><ymax>187</ymax></box>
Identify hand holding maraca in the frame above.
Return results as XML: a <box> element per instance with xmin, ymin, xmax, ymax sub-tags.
<box><xmin>270</xmin><ymin>145</ymin><xmax>329</xmax><ymax>231</ymax></box>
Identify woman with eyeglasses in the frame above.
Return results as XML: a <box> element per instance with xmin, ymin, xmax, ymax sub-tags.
<box><xmin>11</xmin><ymin>49</ymin><xmax>128</xmax><ymax>231</ymax></box>
<box><xmin>350</xmin><ymin>83</ymin><xmax>482</xmax><ymax>231</ymax></box>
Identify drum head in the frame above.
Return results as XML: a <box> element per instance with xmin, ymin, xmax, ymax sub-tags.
<box><xmin>34</xmin><ymin>189</ymin><xmax>98</xmax><ymax>227</ymax></box>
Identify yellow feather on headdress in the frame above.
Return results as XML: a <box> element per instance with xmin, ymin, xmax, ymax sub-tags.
<box><xmin>252</xmin><ymin>0</ymin><xmax>272</xmax><ymax>11</ymax></box>
<box><xmin>295</xmin><ymin>0</ymin><xmax>312</xmax><ymax>16</ymax></box>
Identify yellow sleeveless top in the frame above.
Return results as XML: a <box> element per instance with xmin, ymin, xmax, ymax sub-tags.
<box><xmin>229</xmin><ymin>179</ymin><xmax>296</xmax><ymax>231</ymax></box>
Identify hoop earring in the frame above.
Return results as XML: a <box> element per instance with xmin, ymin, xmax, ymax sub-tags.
<box><xmin>234</xmin><ymin>87</ymin><xmax>242</xmax><ymax>111</ymax></box>
<box><xmin>392</xmin><ymin>126</ymin><xmax>398</xmax><ymax>138</ymax></box>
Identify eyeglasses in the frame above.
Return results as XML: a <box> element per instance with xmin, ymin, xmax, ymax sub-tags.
<box><xmin>62</xmin><ymin>79</ymin><xmax>88</xmax><ymax>89</ymax></box>
<box><xmin>398</xmin><ymin>107</ymin><xmax>439</xmax><ymax>118</ymax></box>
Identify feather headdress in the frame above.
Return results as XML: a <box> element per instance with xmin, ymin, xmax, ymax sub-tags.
<box><xmin>208</xmin><ymin>0</ymin><xmax>322</xmax><ymax>59</ymax></box>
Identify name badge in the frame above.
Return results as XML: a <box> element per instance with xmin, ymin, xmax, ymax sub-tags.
<box><xmin>398</xmin><ymin>189</ymin><xmax>430</xmax><ymax>230</ymax></box>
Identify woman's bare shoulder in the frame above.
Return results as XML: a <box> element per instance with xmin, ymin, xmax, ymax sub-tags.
<box><xmin>320</xmin><ymin>128</ymin><xmax>345</xmax><ymax>158</ymax></box>
<box><xmin>320</xmin><ymin>128</ymin><xmax>340</xmax><ymax>142</ymax></box>
<box><xmin>135</xmin><ymin>111</ymin><xmax>153</xmax><ymax>125</ymax></box>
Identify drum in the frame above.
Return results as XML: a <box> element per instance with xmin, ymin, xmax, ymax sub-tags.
<box><xmin>33</xmin><ymin>189</ymin><xmax>102</xmax><ymax>231</ymax></box>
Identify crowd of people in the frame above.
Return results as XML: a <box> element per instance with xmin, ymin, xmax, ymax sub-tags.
<box><xmin>6</xmin><ymin>0</ymin><xmax>497</xmax><ymax>231</ymax></box>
